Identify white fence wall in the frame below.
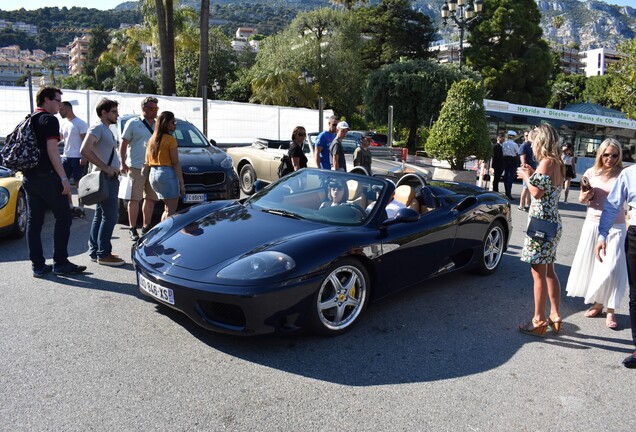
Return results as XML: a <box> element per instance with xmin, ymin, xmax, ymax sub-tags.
<box><xmin>0</xmin><ymin>86</ymin><xmax>333</xmax><ymax>145</ymax></box>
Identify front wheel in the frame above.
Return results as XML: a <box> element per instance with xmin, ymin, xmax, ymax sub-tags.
<box><xmin>239</xmin><ymin>164</ymin><xmax>256</xmax><ymax>195</ymax></box>
<box><xmin>478</xmin><ymin>221</ymin><xmax>505</xmax><ymax>275</ymax></box>
<box><xmin>10</xmin><ymin>189</ymin><xmax>27</xmax><ymax>238</ymax></box>
<box><xmin>311</xmin><ymin>258</ymin><xmax>370</xmax><ymax>336</ymax></box>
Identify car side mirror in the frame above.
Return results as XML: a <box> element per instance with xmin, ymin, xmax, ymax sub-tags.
<box><xmin>209</xmin><ymin>138</ymin><xmax>217</xmax><ymax>146</ymax></box>
<box><xmin>254</xmin><ymin>180</ymin><xmax>266</xmax><ymax>193</ymax></box>
<box><xmin>382</xmin><ymin>207</ymin><xmax>419</xmax><ymax>225</ymax></box>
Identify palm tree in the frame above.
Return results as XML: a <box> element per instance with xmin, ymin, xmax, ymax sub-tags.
<box><xmin>198</xmin><ymin>0</ymin><xmax>209</xmax><ymax>98</ymax></box>
<box><xmin>155</xmin><ymin>0</ymin><xmax>176</xmax><ymax>95</ymax></box>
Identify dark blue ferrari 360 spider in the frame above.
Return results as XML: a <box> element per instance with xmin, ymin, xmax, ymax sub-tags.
<box><xmin>133</xmin><ymin>169</ymin><xmax>512</xmax><ymax>336</ymax></box>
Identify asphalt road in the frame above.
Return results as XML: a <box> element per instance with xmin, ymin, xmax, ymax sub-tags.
<box><xmin>1</xmin><ymin>182</ymin><xmax>635</xmax><ymax>432</ymax></box>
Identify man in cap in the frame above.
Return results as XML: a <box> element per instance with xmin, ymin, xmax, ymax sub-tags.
<box><xmin>502</xmin><ymin>130</ymin><xmax>520</xmax><ymax>199</ymax></box>
<box><xmin>353</xmin><ymin>131</ymin><xmax>373</xmax><ymax>174</ymax></box>
<box><xmin>330</xmin><ymin>121</ymin><xmax>349</xmax><ymax>171</ymax></box>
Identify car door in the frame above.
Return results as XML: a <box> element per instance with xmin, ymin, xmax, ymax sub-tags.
<box><xmin>372</xmin><ymin>207</ymin><xmax>459</xmax><ymax>298</ymax></box>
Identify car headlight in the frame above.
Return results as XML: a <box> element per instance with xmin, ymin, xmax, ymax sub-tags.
<box><xmin>217</xmin><ymin>251</ymin><xmax>295</xmax><ymax>280</ymax></box>
<box><xmin>221</xmin><ymin>156</ymin><xmax>233</xmax><ymax>169</ymax></box>
<box><xmin>0</xmin><ymin>187</ymin><xmax>9</xmax><ymax>210</ymax></box>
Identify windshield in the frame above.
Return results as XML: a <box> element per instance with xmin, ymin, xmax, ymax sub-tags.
<box><xmin>245</xmin><ymin>170</ymin><xmax>388</xmax><ymax>226</ymax></box>
<box><xmin>118</xmin><ymin>116</ymin><xmax>210</xmax><ymax>148</ymax></box>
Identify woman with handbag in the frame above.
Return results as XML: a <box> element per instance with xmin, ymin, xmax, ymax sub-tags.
<box><xmin>566</xmin><ymin>139</ymin><xmax>626</xmax><ymax>329</ymax></box>
<box><xmin>516</xmin><ymin>124</ymin><xmax>566</xmax><ymax>337</ymax></box>
<box><xmin>146</xmin><ymin>111</ymin><xmax>185</xmax><ymax>221</ymax></box>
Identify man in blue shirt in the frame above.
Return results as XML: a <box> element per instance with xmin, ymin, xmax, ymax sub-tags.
<box><xmin>314</xmin><ymin>115</ymin><xmax>338</xmax><ymax>169</ymax></box>
<box><xmin>595</xmin><ymin>165</ymin><xmax>636</xmax><ymax>369</ymax></box>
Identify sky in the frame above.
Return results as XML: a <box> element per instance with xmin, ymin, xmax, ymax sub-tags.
<box><xmin>3</xmin><ymin>0</ymin><xmax>636</xmax><ymax>10</ymax></box>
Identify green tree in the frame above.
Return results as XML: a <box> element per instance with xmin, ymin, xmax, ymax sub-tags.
<box><xmin>584</xmin><ymin>74</ymin><xmax>615</xmax><ymax>108</ymax></box>
<box><xmin>355</xmin><ymin>0</ymin><xmax>436</xmax><ymax>70</ymax></box>
<box><xmin>250</xmin><ymin>8</ymin><xmax>365</xmax><ymax>118</ymax></box>
<box><xmin>84</xmin><ymin>25</ymin><xmax>110</xmax><ymax>80</ymax></box>
<box><xmin>547</xmin><ymin>73</ymin><xmax>586</xmax><ymax>109</ymax></box>
<box><xmin>365</xmin><ymin>59</ymin><xmax>479</xmax><ymax>150</ymax></box>
<box><xmin>465</xmin><ymin>0</ymin><xmax>553</xmax><ymax>106</ymax></box>
<box><xmin>426</xmin><ymin>80</ymin><xmax>491</xmax><ymax>171</ymax></box>
<box><xmin>101</xmin><ymin>65</ymin><xmax>157</xmax><ymax>94</ymax></box>
<box><xmin>608</xmin><ymin>37</ymin><xmax>636</xmax><ymax>119</ymax></box>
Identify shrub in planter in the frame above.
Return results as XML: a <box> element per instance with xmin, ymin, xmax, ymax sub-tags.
<box><xmin>425</xmin><ymin>79</ymin><xmax>491</xmax><ymax>171</ymax></box>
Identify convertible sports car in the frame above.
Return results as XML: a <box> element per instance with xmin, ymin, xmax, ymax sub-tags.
<box><xmin>0</xmin><ymin>165</ymin><xmax>27</xmax><ymax>239</ymax></box>
<box><xmin>133</xmin><ymin>169</ymin><xmax>511</xmax><ymax>336</ymax></box>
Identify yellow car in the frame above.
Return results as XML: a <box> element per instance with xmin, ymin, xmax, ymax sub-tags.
<box><xmin>0</xmin><ymin>166</ymin><xmax>27</xmax><ymax>238</ymax></box>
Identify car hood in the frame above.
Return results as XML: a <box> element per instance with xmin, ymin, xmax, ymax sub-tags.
<box><xmin>143</xmin><ymin>203</ymin><xmax>330</xmax><ymax>271</ymax></box>
<box><xmin>178</xmin><ymin>146</ymin><xmax>227</xmax><ymax>169</ymax></box>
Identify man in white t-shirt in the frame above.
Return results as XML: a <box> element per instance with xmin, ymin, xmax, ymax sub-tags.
<box><xmin>59</xmin><ymin>101</ymin><xmax>88</xmax><ymax>217</ymax></box>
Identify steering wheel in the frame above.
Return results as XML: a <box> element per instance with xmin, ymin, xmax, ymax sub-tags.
<box><xmin>341</xmin><ymin>203</ymin><xmax>366</xmax><ymax>219</ymax></box>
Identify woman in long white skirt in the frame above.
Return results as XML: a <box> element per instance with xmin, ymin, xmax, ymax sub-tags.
<box><xmin>566</xmin><ymin>139</ymin><xmax>627</xmax><ymax>329</ymax></box>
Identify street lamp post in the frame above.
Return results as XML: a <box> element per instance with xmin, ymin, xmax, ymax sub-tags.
<box><xmin>185</xmin><ymin>68</ymin><xmax>192</xmax><ymax>96</ymax></box>
<box><xmin>441</xmin><ymin>0</ymin><xmax>483</xmax><ymax>69</ymax></box>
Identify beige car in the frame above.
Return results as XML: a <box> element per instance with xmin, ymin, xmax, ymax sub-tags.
<box><xmin>227</xmin><ymin>138</ymin><xmax>317</xmax><ymax>195</ymax></box>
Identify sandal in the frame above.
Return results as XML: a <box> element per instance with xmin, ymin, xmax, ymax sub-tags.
<box><xmin>584</xmin><ymin>304</ymin><xmax>603</xmax><ymax>318</ymax></box>
<box><xmin>548</xmin><ymin>315</ymin><xmax>562</xmax><ymax>333</ymax></box>
<box><xmin>518</xmin><ymin>318</ymin><xmax>548</xmax><ymax>337</ymax></box>
<box><xmin>606</xmin><ymin>312</ymin><xmax>618</xmax><ymax>330</ymax></box>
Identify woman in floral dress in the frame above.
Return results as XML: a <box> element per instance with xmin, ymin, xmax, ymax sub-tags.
<box><xmin>516</xmin><ymin>124</ymin><xmax>566</xmax><ymax>337</ymax></box>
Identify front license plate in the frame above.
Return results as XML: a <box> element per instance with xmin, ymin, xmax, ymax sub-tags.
<box><xmin>183</xmin><ymin>193</ymin><xmax>207</xmax><ymax>203</ymax></box>
<box><xmin>138</xmin><ymin>272</ymin><xmax>175</xmax><ymax>305</ymax></box>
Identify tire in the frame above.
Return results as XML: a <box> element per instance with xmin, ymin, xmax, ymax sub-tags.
<box><xmin>239</xmin><ymin>164</ymin><xmax>256</xmax><ymax>195</ymax></box>
<box><xmin>477</xmin><ymin>221</ymin><xmax>505</xmax><ymax>275</ymax></box>
<box><xmin>311</xmin><ymin>258</ymin><xmax>370</xmax><ymax>336</ymax></box>
<box><xmin>10</xmin><ymin>189</ymin><xmax>27</xmax><ymax>239</ymax></box>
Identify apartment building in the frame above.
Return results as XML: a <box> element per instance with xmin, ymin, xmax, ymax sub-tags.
<box><xmin>581</xmin><ymin>47</ymin><xmax>624</xmax><ymax>76</ymax></box>
<box><xmin>68</xmin><ymin>34</ymin><xmax>91</xmax><ymax>75</ymax></box>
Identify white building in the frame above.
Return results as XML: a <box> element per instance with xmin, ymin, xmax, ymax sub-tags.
<box><xmin>581</xmin><ymin>47</ymin><xmax>624</xmax><ymax>76</ymax></box>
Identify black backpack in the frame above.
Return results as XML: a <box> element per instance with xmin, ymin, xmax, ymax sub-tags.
<box><xmin>1</xmin><ymin>114</ymin><xmax>40</xmax><ymax>171</ymax></box>
<box><xmin>277</xmin><ymin>155</ymin><xmax>294</xmax><ymax>178</ymax></box>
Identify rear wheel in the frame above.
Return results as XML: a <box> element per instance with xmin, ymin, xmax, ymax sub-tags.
<box><xmin>478</xmin><ymin>221</ymin><xmax>505</xmax><ymax>275</ymax></box>
<box><xmin>239</xmin><ymin>164</ymin><xmax>256</xmax><ymax>195</ymax></box>
<box><xmin>311</xmin><ymin>258</ymin><xmax>370</xmax><ymax>336</ymax></box>
<box><xmin>10</xmin><ymin>189</ymin><xmax>27</xmax><ymax>238</ymax></box>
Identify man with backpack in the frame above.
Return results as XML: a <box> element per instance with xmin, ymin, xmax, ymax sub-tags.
<box><xmin>21</xmin><ymin>87</ymin><xmax>86</xmax><ymax>277</ymax></box>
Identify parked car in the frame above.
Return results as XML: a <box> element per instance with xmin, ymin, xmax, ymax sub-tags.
<box><xmin>349</xmin><ymin>130</ymin><xmax>389</xmax><ymax>147</ymax></box>
<box><xmin>132</xmin><ymin>169</ymin><xmax>511</xmax><ymax>336</ymax></box>
<box><xmin>0</xmin><ymin>166</ymin><xmax>27</xmax><ymax>238</ymax></box>
<box><xmin>114</xmin><ymin>115</ymin><xmax>240</xmax><ymax>222</ymax></box>
<box><xmin>308</xmin><ymin>132</ymin><xmax>400</xmax><ymax>161</ymax></box>
<box><xmin>227</xmin><ymin>138</ymin><xmax>315</xmax><ymax>195</ymax></box>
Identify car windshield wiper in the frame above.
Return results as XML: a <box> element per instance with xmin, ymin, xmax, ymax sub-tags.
<box><xmin>261</xmin><ymin>208</ymin><xmax>303</xmax><ymax>219</ymax></box>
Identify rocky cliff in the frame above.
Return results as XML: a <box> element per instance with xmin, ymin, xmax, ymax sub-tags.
<box><xmin>536</xmin><ymin>0</ymin><xmax>635</xmax><ymax>50</ymax></box>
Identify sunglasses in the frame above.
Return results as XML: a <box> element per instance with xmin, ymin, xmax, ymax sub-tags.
<box><xmin>602</xmin><ymin>153</ymin><xmax>619</xmax><ymax>159</ymax></box>
<box><xmin>329</xmin><ymin>185</ymin><xmax>344</xmax><ymax>191</ymax></box>
<box><xmin>297</xmin><ymin>133</ymin><xmax>306</xmax><ymax>137</ymax></box>
<box><xmin>145</xmin><ymin>106</ymin><xmax>159</xmax><ymax>111</ymax></box>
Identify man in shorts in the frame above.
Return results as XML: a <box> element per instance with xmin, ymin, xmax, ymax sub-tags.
<box><xmin>119</xmin><ymin>97</ymin><xmax>159</xmax><ymax>241</ymax></box>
